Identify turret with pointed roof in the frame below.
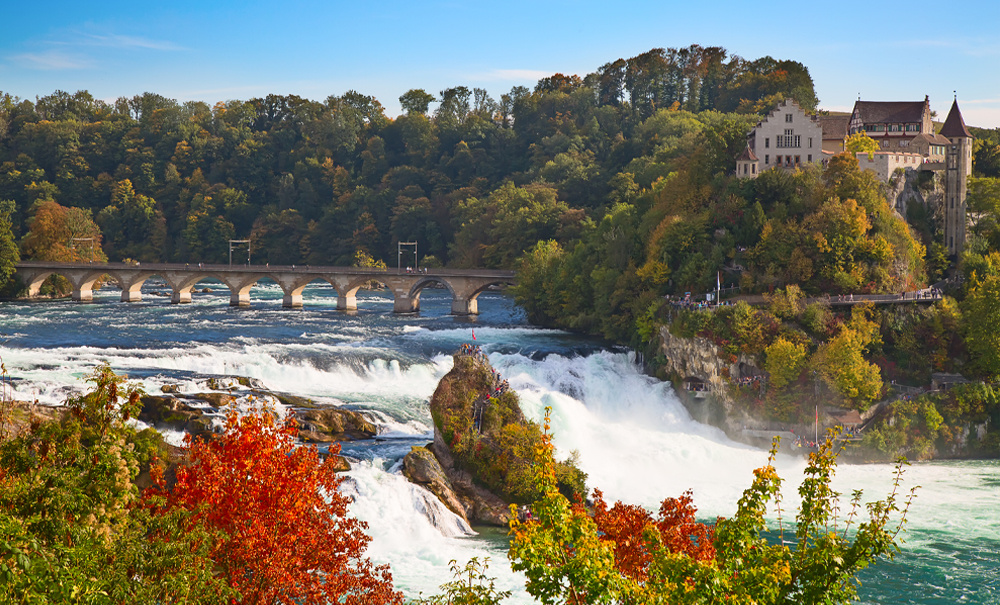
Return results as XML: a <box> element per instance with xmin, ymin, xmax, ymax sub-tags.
<box><xmin>940</xmin><ymin>98</ymin><xmax>972</xmax><ymax>138</ymax></box>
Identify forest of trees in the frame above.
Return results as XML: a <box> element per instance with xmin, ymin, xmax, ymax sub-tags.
<box><xmin>0</xmin><ymin>45</ymin><xmax>817</xmax><ymax>274</ymax></box>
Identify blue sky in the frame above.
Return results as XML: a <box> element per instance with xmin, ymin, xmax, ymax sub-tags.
<box><xmin>3</xmin><ymin>0</ymin><xmax>999</xmax><ymax>127</ymax></box>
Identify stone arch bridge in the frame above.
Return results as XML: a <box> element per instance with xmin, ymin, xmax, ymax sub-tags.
<box><xmin>14</xmin><ymin>261</ymin><xmax>516</xmax><ymax>315</ymax></box>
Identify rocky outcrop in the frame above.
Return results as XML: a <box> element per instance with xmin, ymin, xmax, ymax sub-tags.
<box><xmin>296</xmin><ymin>408</ymin><xmax>377</xmax><ymax>443</ymax></box>
<box><xmin>140</xmin><ymin>382</ymin><xmax>379</xmax><ymax>448</ymax></box>
<box><xmin>401</xmin><ymin>351</ymin><xmax>586</xmax><ymax>527</ymax></box>
<box><xmin>428</xmin><ymin>430</ymin><xmax>511</xmax><ymax>526</ymax></box>
<box><xmin>139</xmin><ymin>395</ymin><xmax>216</xmax><ymax>437</ymax></box>
<box><xmin>402</xmin><ymin>446</ymin><xmax>469</xmax><ymax>524</ymax></box>
<box><xmin>658</xmin><ymin>327</ymin><xmax>762</xmax><ymax>403</ymax></box>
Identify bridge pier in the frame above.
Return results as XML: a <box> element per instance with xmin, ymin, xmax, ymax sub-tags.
<box><xmin>393</xmin><ymin>294</ymin><xmax>419</xmax><ymax>313</ymax></box>
<box><xmin>171</xmin><ymin>288</ymin><xmax>193</xmax><ymax>304</ymax></box>
<box><xmin>283</xmin><ymin>292</ymin><xmax>302</xmax><ymax>308</ymax></box>
<box><xmin>72</xmin><ymin>287</ymin><xmax>93</xmax><ymax>302</ymax></box>
<box><xmin>451</xmin><ymin>297</ymin><xmax>478</xmax><ymax>315</ymax></box>
<box><xmin>230</xmin><ymin>290</ymin><xmax>251</xmax><ymax>307</ymax></box>
<box><xmin>337</xmin><ymin>294</ymin><xmax>357</xmax><ymax>311</ymax></box>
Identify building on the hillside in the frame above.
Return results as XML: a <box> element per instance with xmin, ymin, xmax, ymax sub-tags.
<box><xmin>736</xmin><ymin>98</ymin><xmax>824</xmax><ymax>178</ymax></box>
<box><xmin>818</xmin><ymin>114</ymin><xmax>850</xmax><ymax>154</ymax></box>
<box><xmin>736</xmin><ymin>95</ymin><xmax>974</xmax><ymax>255</ymax></box>
<box><xmin>848</xmin><ymin>97</ymin><xmax>936</xmax><ymax>150</ymax></box>
<box><xmin>847</xmin><ymin>97</ymin><xmax>973</xmax><ymax>255</ymax></box>
<box><xmin>940</xmin><ymin>98</ymin><xmax>973</xmax><ymax>255</ymax></box>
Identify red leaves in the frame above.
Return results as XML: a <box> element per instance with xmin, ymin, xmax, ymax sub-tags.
<box><xmin>592</xmin><ymin>488</ymin><xmax>716</xmax><ymax>583</ymax></box>
<box><xmin>148</xmin><ymin>410</ymin><xmax>401</xmax><ymax>605</ymax></box>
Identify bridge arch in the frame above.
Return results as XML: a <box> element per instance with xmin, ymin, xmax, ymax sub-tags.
<box><xmin>276</xmin><ymin>275</ymin><xmax>330</xmax><ymax>308</ymax></box>
<box><xmin>18</xmin><ymin>268</ymin><xmax>109</xmax><ymax>302</ymax></box>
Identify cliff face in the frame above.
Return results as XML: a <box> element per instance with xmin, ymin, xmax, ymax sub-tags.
<box><xmin>657</xmin><ymin>326</ymin><xmax>762</xmax><ymax>404</ymax></box>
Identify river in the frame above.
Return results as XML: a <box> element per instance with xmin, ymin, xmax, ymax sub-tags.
<box><xmin>0</xmin><ymin>280</ymin><xmax>996</xmax><ymax>603</ymax></box>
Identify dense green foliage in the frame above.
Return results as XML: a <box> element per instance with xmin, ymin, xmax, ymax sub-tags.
<box><xmin>863</xmin><ymin>383</ymin><xmax>1000</xmax><ymax>460</ymax></box>
<box><xmin>0</xmin><ymin>45</ymin><xmax>815</xmax><ymax>270</ymax></box>
<box><xmin>0</xmin><ymin>199</ymin><xmax>18</xmax><ymax>292</ymax></box>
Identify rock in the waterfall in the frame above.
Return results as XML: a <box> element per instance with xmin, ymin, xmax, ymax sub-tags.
<box><xmin>190</xmin><ymin>392</ymin><xmax>237</xmax><ymax>407</ymax></box>
<box><xmin>400</xmin><ymin>350</ymin><xmax>587</xmax><ymax>527</ymax></box>
<box><xmin>160</xmin><ymin>384</ymin><xmax>180</xmax><ymax>394</ymax></box>
<box><xmin>328</xmin><ymin>454</ymin><xmax>352</xmax><ymax>472</ymax></box>
<box><xmin>295</xmin><ymin>408</ymin><xmax>378</xmax><ymax>442</ymax></box>
<box><xmin>139</xmin><ymin>395</ymin><xmax>205</xmax><ymax>432</ymax></box>
<box><xmin>402</xmin><ymin>446</ymin><xmax>469</xmax><ymax>523</ymax></box>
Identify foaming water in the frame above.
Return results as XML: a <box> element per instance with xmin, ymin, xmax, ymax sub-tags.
<box><xmin>490</xmin><ymin>350</ymin><xmax>798</xmax><ymax>515</ymax></box>
<box><xmin>342</xmin><ymin>459</ymin><xmax>532</xmax><ymax>603</ymax></box>
<box><xmin>1</xmin><ymin>289</ymin><xmax>996</xmax><ymax>603</ymax></box>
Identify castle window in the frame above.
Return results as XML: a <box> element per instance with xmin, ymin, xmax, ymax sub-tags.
<box><xmin>809</xmin><ymin>137</ymin><xmax>812</xmax><ymax>148</ymax></box>
<box><xmin>752</xmin><ymin>164</ymin><xmax>756</xmax><ymax>174</ymax></box>
<box><xmin>765</xmin><ymin>155</ymin><xmax>769</xmax><ymax>164</ymax></box>
<box><xmin>776</xmin><ymin>156</ymin><xmax>782</xmax><ymax>165</ymax></box>
<box><xmin>795</xmin><ymin>155</ymin><xmax>800</xmax><ymax>165</ymax></box>
<box><xmin>808</xmin><ymin>154</ymin><xmax>812</xmax><ymax>162</ymax></box>
<box><xmin>765</xmin><ymin>138</ymin><xmax>770</xmax><ymax>148</ymax></box>
<box><xmin>906</xmin><ymin>124</ymin><xmax>919</xmax><ymax>132</ymax></box>
<box><xmin>786</xmin><ymin>113</ymin><xmax>793</xmax><ymax>123</ymax></box>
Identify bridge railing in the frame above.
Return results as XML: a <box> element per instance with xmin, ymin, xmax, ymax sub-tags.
<box><xmin>14</xmin><ymin>260</ymin><xmax>515</xmax><ymax>278</ymax></box>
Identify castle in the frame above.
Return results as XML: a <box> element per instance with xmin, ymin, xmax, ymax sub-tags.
<box><xmin>736</xmin><ymin>96</ymin><xmax>973</xmax><ymax>256</ymax></box>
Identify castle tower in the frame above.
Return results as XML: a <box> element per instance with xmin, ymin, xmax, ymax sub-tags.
<box><xmin>940</xmin><ymin>98</ymin><xmax>972</xmax><ymax>256</ymax></box>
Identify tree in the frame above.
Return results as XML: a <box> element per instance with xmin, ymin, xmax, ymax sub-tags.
<box><xmin>414</xmin><ymin>558</ymin><xmax>512</xmax><ymax>605</ymax></box>
<box><xmin>0</xmin><ymin>365</ymin><xmax>233</xmax><ymax>603</ymax></box>
<box><xmin>509</xmin><ymin>409</ymin><xmax>916</xmax><ymax>605</ymax></box>
<box><xmin>765</xmin><ymin>337</ymin><xmax>808</xmax><ymax>390</ymax></box>
<box><xmin>97</xmin><ymin>179</ymin><xmax>166</xmax><ymax>261</ymax></box>
<box><xmin>20</xmin><ymin>200</ymin><xmax>107</xmax><ymax>262</ymax></box>
<box><xmin>844</xmin><ymin>132</ymin><xmax>880</xmax><ymax>159</ymax></box>
<box><xmin>962</xmin><ymin>271</ymin><xmax>1000</xmax><ymax>379</ymax></box>
<box><xmin>153</xmin><ymin>407</ymin><xmax>402</xmax><ymax>605</ymax></box>
<box><xmin>0</xmin><ymin>199</ymin><xmax>18</xmax><ymax>291</ymax></box>
<box><xmin>399</xmin><ymin>89</ymin><xmax>436</xmax><ymax>116</ymax></box>
<box><xmin>814</xmin><ymin>303</ymin><xmax>884</xmax><ymax>407</ymax></box>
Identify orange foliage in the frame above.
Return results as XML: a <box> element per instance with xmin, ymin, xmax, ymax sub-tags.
<box><xmin>592</xmin><ymin>488</ymin><xmax>716</xmax><ymax>582</ymax></box>
<box><xmin>149</xmin><ymin>410</ymin><xmax>401</xmax><ymax>605</ymax></box>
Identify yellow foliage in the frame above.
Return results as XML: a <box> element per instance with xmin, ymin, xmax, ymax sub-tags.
<box><xmin>765</xmin><ymin>337</ymin><xmax>808</xmax><ymax>390</ymax></box>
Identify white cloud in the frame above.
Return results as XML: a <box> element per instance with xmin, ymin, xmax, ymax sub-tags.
<box><xmin>469</xmin><ymin>68</ymin><xmax>552</xmax><ymax>82</ymax></box>
<box><xmin>9</xmin><ymin>50</ymin><xmax>91</xmax><ymax>70</ymax></box>
<box><xmin>79</xmin><ymin>33</ymin><xmax>185</xmax><ymax>51</ymax></box>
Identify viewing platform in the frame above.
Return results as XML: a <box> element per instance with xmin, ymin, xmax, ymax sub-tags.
<box><xmin>13</xmin><ymin>261</ymin><xmax>516</xmax><ymax>315</ymax></box>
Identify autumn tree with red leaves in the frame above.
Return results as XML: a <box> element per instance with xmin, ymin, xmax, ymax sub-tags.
<box><xmin>150</xmin><ymin>408</ymin><xmax>402</xmax><ymax>605</ymax></box>
<box><xmin>592</xmin><ymin>488</ymin><xmax>715</xmax><ymax>582</ymax></box>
